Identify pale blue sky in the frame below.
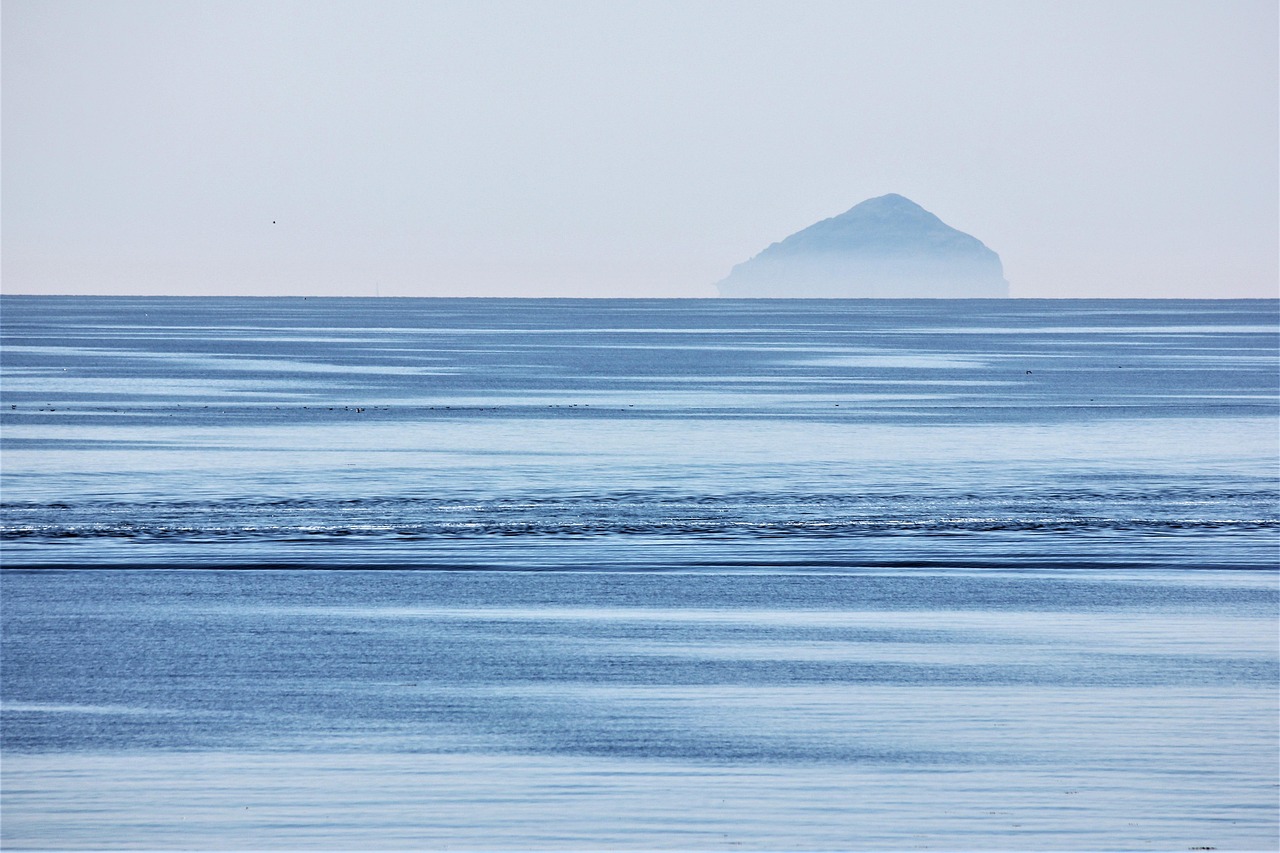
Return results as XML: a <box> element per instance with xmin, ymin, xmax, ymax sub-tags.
<box><xmin>3</xmin><ymin>0</ymin><xmax>1276</xmax><ymax>298</ymax></box>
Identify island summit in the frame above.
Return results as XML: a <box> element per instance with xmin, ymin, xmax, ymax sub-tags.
<box><xmin>717</xmin><ymin>194</ymin><xmax>1009</xmax><ymax>298</ymax></box>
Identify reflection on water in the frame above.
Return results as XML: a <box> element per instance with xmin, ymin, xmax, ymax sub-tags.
<box><xmin>3</xmin><ymin>568</ymin><xmax>1276</xmax><ymax>849</ymax></box>
<box><xmin>1</xmin><ymin>297</ymin><xmax>1277</xmax><ymax>849</ymax></box>
<box><xmin>4</xmin><ymin>747</ymin><xmax>1275</xmax><ymax>851</ymax></box>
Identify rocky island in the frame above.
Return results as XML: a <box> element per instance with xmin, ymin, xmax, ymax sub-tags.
<box><xmin>717</xmin><ymin>194</ymin><xmax>1009</xmax><ymax>298</ymax></box>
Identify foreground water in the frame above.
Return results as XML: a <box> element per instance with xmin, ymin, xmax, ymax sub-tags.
<box><xmin>2</xmin><ymin>297</ymin><xmax>1277</xmax><ymax>849</ymax></box>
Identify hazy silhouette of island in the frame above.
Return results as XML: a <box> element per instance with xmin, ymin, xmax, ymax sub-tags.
<box><xmin>717</xmin><ymin>194</ymin><xmax>1009</xmax><ymax>298</ymax></box>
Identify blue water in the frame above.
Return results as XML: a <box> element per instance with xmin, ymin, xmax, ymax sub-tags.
<box><xmin>2</xmin><ymin>297</ymin><xmax>1277</xmax><ymax>849</ymax></box>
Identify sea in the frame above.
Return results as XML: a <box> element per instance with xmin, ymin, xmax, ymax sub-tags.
<box><xmin>1</xmin><ymin>296</ymin><xmax>1277</xmax><ymax>851</ymax></box>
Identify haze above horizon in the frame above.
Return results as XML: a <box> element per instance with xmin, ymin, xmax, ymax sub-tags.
<box><xmin>3</xmin><ymin>0</ymin><xmax>1276</xmax><ymax>299</ymax></box>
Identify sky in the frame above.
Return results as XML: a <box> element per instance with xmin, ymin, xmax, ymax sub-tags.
<box><xmin>2</xmin><ymin>0</ymin><xmax>1276</xmax><ymax>299</ymax></box>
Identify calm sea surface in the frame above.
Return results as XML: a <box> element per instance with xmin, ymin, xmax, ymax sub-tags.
<box><xmin>2</xmin><ymin>297</ymin><xmax>1277</xmax><ymax>850</ymax></box>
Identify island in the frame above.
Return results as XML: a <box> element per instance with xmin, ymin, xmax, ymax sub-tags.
<box><xmin>716</xmin><ymin>194</ymin><xmax>1010</xmax><ymax>298</ymax></box>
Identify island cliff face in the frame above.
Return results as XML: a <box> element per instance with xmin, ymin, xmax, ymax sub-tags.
<box><xmin>717</xmin><ymin>194</ymin><xmax>1009</xmax><ymax>298</ymax></box>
